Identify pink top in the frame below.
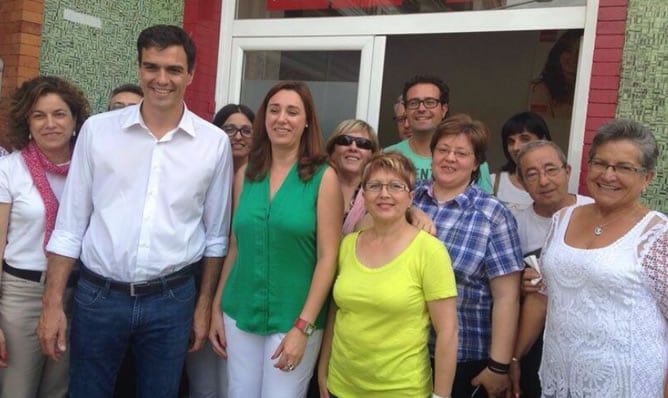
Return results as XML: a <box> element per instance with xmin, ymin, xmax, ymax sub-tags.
<box><xmin>342</xmin><ymin>188</ymin><xmax>365</xmax><ymax>234</ymax></box>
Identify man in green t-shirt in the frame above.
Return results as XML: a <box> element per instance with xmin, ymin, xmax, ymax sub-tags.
<box><xmin>385</xmin><ymin>75</ymin><xmax>492</xmax><ymax>192</ymax></box>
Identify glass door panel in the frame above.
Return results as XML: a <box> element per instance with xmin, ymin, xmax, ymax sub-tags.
<box><xmin>240</xmin><ymin>50</ymin><xmax>361</xmax><ymax>135</ymax></box>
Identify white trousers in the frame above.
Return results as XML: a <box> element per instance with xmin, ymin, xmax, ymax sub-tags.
<box><xmin>185</xmin><ymin>339</ymin><xmax>228</xmax><ymax>398</ymax></box>
<box><xmin>223</xmin><ymin>313</ymin><xmax>322</xmax><ymax>398</ymax></box>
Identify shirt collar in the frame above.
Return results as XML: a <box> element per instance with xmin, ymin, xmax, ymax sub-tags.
<box><xmin>121</xmin><ymin>100</ymin><xmax>196</xmax><ymax>138</ymax></box>
<box><xmin>414</xmin><ymin>180</ymin><xmax>476</xmax><ymax>209</ymax></box>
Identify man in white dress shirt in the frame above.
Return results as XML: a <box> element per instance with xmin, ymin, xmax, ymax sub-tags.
<box><xmin>37</xmin><ymin>25</ymin><xmax>233</xmax><ymax>397</ymax></box>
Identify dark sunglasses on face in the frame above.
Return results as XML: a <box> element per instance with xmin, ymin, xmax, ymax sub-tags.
<box><xmin>333</xmin><ymin>134</ymin><xmax>374</xmax><ymax>150</ymax></box>
<box><xmin>222</xmin><ymin>124</ymin><xmax>253</xmax><ymax>137</ymax></box>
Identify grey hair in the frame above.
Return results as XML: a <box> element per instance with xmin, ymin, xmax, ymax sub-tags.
<box><xmin>588</xmin><ymin>119</ymin><xmax>658</xmax><ymax>171</ymax></box>
<box><xmin>516</xmin><ymin>140</ymin><xmax>568</xmax><ymax>182</ymax></box>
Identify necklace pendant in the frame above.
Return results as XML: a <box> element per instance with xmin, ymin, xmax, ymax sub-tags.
<box><xmin>593</xmin><ymin>225</ymin><xmax>603</xmax><ymax>235</ymax></box>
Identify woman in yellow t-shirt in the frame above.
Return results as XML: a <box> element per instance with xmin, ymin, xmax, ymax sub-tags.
<box><xmin>318</xmin><ymin>151</ymin><xmax>458</xmax><ymax>398</ymax></box>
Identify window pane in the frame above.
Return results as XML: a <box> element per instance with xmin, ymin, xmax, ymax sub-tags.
<box><xmin>241</xmin><ymin>50</ymin><xmax>361</xmax><ymax>136</ymax></box>
<box><xmin>238</xmin><ymin>0</ymin><xmax>585</xmax><ymax>19</ymax></box>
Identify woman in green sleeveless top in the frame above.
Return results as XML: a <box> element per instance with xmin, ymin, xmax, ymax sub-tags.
<box><xmin>209</xmin><ymin>81</ymin><xmax>342</xmax><ymax>398</ymax></box>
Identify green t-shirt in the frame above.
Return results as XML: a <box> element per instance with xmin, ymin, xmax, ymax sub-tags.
<box><xmin>222</xmin><ymin>162</ymin><xmax>327</xmax><ymax>333</ymax></box>
<box><xmin>327</xmin><ymin>230</ymin><xmax>457</xmax><ymax>397</ymax></box>
<box><xmin>385</xmin><ymin>139</ymin><xmax>493</xmax><ymax>193</ymax></box>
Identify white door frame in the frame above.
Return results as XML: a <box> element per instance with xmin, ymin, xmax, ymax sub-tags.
<box><xmin>215</xmin><ymin>1</ymin><xmax>597</xmax><ymax>192</ymax></box>
<box><xmin>224</xmin><ymin>35</ymin><xmax>384</xmax><ymax>128</ymax></box>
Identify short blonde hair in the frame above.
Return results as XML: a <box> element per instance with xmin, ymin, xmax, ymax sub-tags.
<box><xmin>361</xmin><ymin>151</ymin><xmax>416</xmax><ymax>190</ymax></box>
<box><xmin>325</xmin><ymin>119</ymin><xmax>380</xmax><ymax>156</ymax></box>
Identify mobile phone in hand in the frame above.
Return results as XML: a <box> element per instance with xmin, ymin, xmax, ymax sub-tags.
<box><xmin>470</xmin><ymin>384</ymin><xmax>487</xmax><ymax>398</ymax></box>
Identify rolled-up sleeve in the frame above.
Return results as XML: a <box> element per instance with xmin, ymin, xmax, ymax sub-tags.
<box><xmin>486</xmin><ymin>206</ymin><xmax>524</xmax><ymax>278</ymax></box>
<box><xmin>46</xmin><ymin>121</ymin><xmax>94</xmax><ymax>258</ymax></box>
<box><xmin>201</xmin><ymin>136</ymin><xmax>233</xmax><ymax>257</ymax></box>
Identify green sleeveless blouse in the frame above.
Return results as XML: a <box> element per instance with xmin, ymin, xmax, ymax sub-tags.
<box><xmin>221</xmin><ymin>162</ymin><xmax>327</xmax><ymax>334</ymax></box>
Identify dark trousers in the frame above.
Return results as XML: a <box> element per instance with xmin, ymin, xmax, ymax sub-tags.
<box><xmin>519</xmin><ymin>331</ymin><xmax>543</xmax><ymax>398</ymax></box>
<box><xmin>452</xmin><ymin>359</ymin><xmax>489</xmax><ymax>398</ymax></box>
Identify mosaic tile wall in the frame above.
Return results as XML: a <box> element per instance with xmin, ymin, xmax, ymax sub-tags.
<box><xmin>617</xmin><ymin>0</ymin><xmax>668</xmax><ymax>213</ymax></box>
<box><xmin>40</xmin><ymin>0</ymin><xmax>183</xmax><ymax>113</ymax></box>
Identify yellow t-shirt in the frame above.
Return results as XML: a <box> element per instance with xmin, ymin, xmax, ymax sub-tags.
<box><xmin>327</xmin><ymin>230</ymin><xmax>457</xmax><ymax>397</ymax></box>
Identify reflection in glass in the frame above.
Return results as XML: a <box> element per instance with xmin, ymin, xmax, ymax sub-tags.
<box><xmin>241</xmin><ymin>51</ymin><xmax>361</xmax><ymax>136</ymax></box>
<box><xmin>237</xmin><ymin>0</ymin><xmax>585</xmax><ymax>19</ymax></box>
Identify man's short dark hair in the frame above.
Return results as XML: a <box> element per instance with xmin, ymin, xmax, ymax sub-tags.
<box><xmin>137</xmin><ymin>25</ymin><xmax>196</xmax><ymax>72</ymax></box>
<box><xmin>402</xmin><ymin>75</ymin><xmax>450</xmax><ymax>105</ymax></box>
<box><xmin>110</xmin><ymin>83</ymin><xmax>143</xmax><ymax>99</ymax></box>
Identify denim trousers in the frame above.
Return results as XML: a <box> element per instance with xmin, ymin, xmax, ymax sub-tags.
<box><xmin>68</xmin><ymin>275</ymin><xmax>196</xmax><ymax>398</ymax></box>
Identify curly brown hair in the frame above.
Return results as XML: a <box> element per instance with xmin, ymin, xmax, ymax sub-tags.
<box><xmin>8</xmin><ymin>76</ymin><xmax>90</xmax><ymax>150</ymax></box>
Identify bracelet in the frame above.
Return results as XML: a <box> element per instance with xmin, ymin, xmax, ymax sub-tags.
<box><xmin>487</xmin><ymin>357</ymin><xmax>511</xmax><ymax>374</ymax></box>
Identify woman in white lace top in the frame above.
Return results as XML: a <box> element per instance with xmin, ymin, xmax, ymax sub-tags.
<box><xmin>509</xmin><ymin>119</ymin><xmax>668</xmax><ymax>398</ymax></box>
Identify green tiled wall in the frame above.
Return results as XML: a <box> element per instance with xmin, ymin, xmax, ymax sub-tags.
<box><xmin>40</xmin><ymin>1</ymin><xmax>183</xmax><ymax>113</ymax></box>
<box><xmin>617</xmin><ymin>0</ymin><xmax>668</xmax><ymax>213</ymax></box>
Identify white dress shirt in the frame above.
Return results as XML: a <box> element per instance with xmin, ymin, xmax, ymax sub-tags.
<box><xmin>47</xmin><ymin>103</ymin><xmax>233</xmax><ymax>282</ymax></box>
<box><xmin>0</xmin><ymin>152</ymin><xmax>67</xmax><ymax>271</ymax></box>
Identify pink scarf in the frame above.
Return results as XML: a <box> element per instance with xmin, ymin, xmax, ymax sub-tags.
<box><xmin>21</xmin><ymin>140</ymin><xmax>70</xmax><ymax>251</ymax></box>
<box><xmin>342</xmin><ymin>188</ymin><xmax>366</xmax><ymax>234</ymax></box>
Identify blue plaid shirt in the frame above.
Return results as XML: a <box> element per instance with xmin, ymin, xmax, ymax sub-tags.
<box><xmin>413</xmin><ymin>181</ymin><xmax>523</xmax><ymax>361</ymax></box>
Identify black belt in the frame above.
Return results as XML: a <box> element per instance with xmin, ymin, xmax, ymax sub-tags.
<box><xmin>79</xmin><ymin>264</ymin><xmax>194</xmax><ymax>297</ymax></box>
<box><xmin>2</xmin><ymin>260</ymin><xmax>78</xmax><ymax>287</ymax></box>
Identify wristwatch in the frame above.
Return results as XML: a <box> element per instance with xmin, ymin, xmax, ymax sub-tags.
<box><xmin>293</xmin><ymin>317</ymin><xmax>315</xmax><ymax>336</ymax></box>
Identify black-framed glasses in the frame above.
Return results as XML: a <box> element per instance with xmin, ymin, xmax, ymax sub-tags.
<box><xmin>588</xmin><ymin>159</ymin><xmax>646</xmax><ymax>176</ymax></box>
<box><xmin>222</xmin><ymin>124</ymin><xmax>252</xmax><ymax>137</ymax></box>
<box><xmin>364</xmin><ymin>181</ymin><xmax>409</xmax><ymax>193</ymax></box>
<box><xmin>404</xmin><ymin>97</ymin><xmax>441</xmax><ymax>110</ymax></box>
<box><xmin>523</xmin><ymin>164</ymin><xmax>566</xmax><ymax>183</ymax></box>
<box><xmin>392</xmin><ymin>114</ymin><xmax>407</xmax><ymax>123</ymax></box>
<box><xmin>333</xmin><ymin>134</ymin><xmax>374</xmax><ymax>150</ymax></box>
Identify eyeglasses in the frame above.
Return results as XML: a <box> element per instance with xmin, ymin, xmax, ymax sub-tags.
<box><xmin>404</xmin><ymin>97</ymin><xmax>441</xmax><ymax>110</ymax></box>
<box><xmin>435</xmin><ymin>147</ymin><xmax>473</xmax><ymax>160</ymax></box>
<box><xmin>392</xmin><ymin>115</ymin><xmax>407</xmax><ymax>123</ymax></box>
<box><xmin>333</xmin><ymin>134</ymin><xmax>374</xmax><ymax>151</ymax></box>
<box><xmin>523</xmin><ymin>164</ymin><xmax>566</xmax><ymax>183</ymax></box>
<box><xmin>364</xmin><ymin>181</ymin><xmax>410</xmax><ymax>193</ymax></box>
<box><xmin>222</xmin><ymin>124</ymin><xmax>252</xmax><ymax>137</ymax></box>
<box><xmin>588</xmin><ymin>159</ymin><xmax>646</xmax><ymax>176</ymax></box>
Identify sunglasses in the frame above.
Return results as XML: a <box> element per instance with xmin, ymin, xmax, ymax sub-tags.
<box><xmin>333</xmin><ymin>134</ymin><xmax>374</xmax><ymax>150</ymax></box>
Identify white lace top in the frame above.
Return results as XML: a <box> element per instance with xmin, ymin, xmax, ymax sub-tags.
<box><xmin>539</xmin><ymin>207</ymin><xmax>668</xmax><ymax>398</ymax></box>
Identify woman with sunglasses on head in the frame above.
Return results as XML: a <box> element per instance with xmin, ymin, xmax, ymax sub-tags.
<box><xmin>325</xmin><ymin>119</ymin><xmax>380</xmax><ymax>234</ymax></box>
<box><xmin>213</xmin><ymin>104</ymin><xmax>256</xmax><ymax>174</ymax></box>
<box><xmin>318</xmin><ymin>151</ymin><xmax>458</xmax><ymax>398</ymax></box>
<box><xmin>510</xmin><ymin>119</ymin><xmax>667</xmax><ymax>398</ymax></box>
<box><xmin>0</xmin><ymin>76</ymin><xmax>89</xmax><ymax>397</ymax></box>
